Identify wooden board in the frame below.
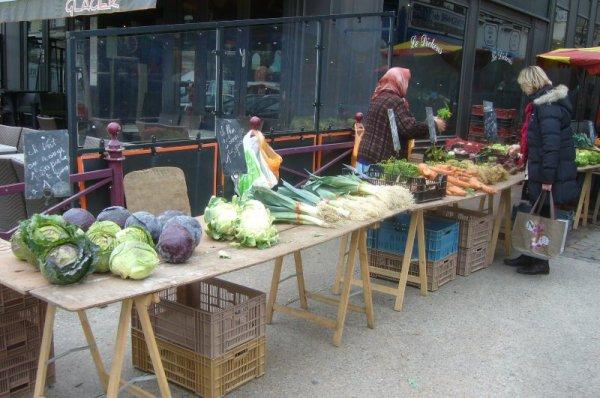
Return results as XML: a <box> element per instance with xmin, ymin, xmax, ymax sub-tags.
<box><xmin>124</xmin><ymin>167</ymin><xmax>191</xmax><ymax>215</ymax></box>
<box><xmin>577</xmin><ymin>164</ymin><xmax>600</xmax><ymax>172</ymax></box>
<box><xmin>3</xmin><ymin>173</ymin><xmax>524</xmax><ymax>311</ymax></box>
<box><xmin>0</xmin><ymin>251</ymin><xmax>50</xmax><ymax>294</ymax></box>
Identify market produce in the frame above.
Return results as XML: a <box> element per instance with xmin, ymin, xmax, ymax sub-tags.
<box><xmin>125</xmin><ymin>212</ymin><xmax>161</xmax><ymax>242</ymax></box>
<box><xmin>575</xmin><ymin>148</ymin><xmax>600</xmax><ymax>166</ymax></box>
<box><xmin>19</xmin><ymin>214</ymin><xmax>80</xmax><ymax>266</ymax></box>
<box><xmin>62</xmin><ymin>208</ymin><xmax>95</xmax><ymax>231</ymax></box>
<box><xmin>115</xmin><ymin>226</ymin><xmax>154</xmax><ymax>246</ymax></box>
<box><xmin>437</xmin><ymin>104</ymin><xmax>452</xmax><ymax>120</ymax></box>
<box><xmin>10</xmin><ymin>227</ymin><xmax>35</xmax><ymax>264</ymax></box>
<box><xmin>162</xmin><ymin>215</ymin><xmax>202</xmax><ymax>246</ymax></box>
<box><xmin>573</xmin><ymin>133</ymin><xmax>593</xmax><ymax>149</ymax></box>
<box><xmin>86</xmin><ymin>221</ymin><xmax>121</xmax><ymax>273</ymax></box>
<box><xmin>157</xmin><ymin>210</ymin><xmax>186</xmax><ymax>230</ymax></box>
<box><xmin>39</xmin><ymin>235</ymin><xmax>97</xmax><ymax>285</ymax></box>
<box><xmin>486</xmin><ymin>143</ymin><xmax>510</xmax><ymax>155</ymax></box>
<box><xmin>377</xmin><ymin>158</ymin><xmax>420</xmax><ymax>179</ymax></box>
<box><xmin>418</xmin><ymin>163</ymin><xmax>497</xmax><ymax>196</ymax></box>
<box><xmin>109</xmin><ymin>241</ymin><xmax>159</xmax><ymax>280</ymax></box>
<box><xmin>235</xmin><ymin>199</ymin><xmax>279</xmax><ymax>249</ymax></box>
<box><xmin>444</xmin><ymin>159</ymin><xmax>508</xmax><ymax>184</ymax></box>
<box><xmin>204</xmin><ymin>196</ymin><xmax>240</xmax><ymax>240</ymax></box>
<box><xmin>157</xmin><ymin>223</ymin><xmax>195</xmax><ymax>263</ymax></box>
<box><xmin>97</xmin><ymin>206</ymin><xmax>131</xmax><ymax>228</ymax></box>
<box><xmin>424</xmin><ymin>145</ymin><xmax>447</xmax><ymax>162</ymax></box>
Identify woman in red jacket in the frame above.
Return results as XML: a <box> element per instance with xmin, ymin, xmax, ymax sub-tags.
<box><xmin>357</xmin><ymin>67</ymin><xmax>446</xmax><ymax>171</ymax></box>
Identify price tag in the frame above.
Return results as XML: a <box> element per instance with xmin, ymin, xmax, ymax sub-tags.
<box><xmin>387</xmin><ymin>108</ymin><xmax>401</xmax><ymax>152</ymax></box>
<box><xmin>483</xmin><ymin>100</ymin><xmax>498</xmax><ymax>142</ymax></box>
<box><xmin>425</xmin><ymin>107</ymin><xmax>437</xmax><ymax>144</ymax></box>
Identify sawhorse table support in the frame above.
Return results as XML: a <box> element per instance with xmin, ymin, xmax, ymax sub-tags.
<box><xmin>574</xmin><ymin>169</ymin><xmax>595</xmax><ymax>229</ymax></box>
<box><xmin>33</xmin><ymin>293</ymin><xmax>172</xmax><ymax>398</ymax></box>
<box><xmin>486</xmin><ymin>188</ymin><xmax>513</xmax><ymax>265</ymax></box>
<box><xmin>333</xmin><ymin>209</ymin><xmax>428</xmax><ymax>312</ymax></box>
<box><xmin>266</xmin><ymin>228</ymin><xmax>375</xmax><ymax>347</ymax></box>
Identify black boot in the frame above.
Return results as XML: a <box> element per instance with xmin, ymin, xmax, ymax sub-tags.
<box><xmin>517</xmin><ymin>259</ymin><xmax>549</xmax><ymax>275</ymax></box>
<box><xmin>503</xmin><ymin>255</ymin><xmax>532</xmax><ymax>267</ymax></box>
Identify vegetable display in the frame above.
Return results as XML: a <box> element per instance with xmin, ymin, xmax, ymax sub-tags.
<box><xmin>97</xmin><ymin>206</ymin><xmax>131</xmax><ymax>228</ymax></box>
<box><xmin>157</xmin><ymin>224</ymin><xmax>196</xmax><ymax>264</ymax></box>
<box><xmin>86</xmin><ymin>221</ymin><xmax>121</xmax><ymax>273</ymax></box>
<box><xmin>376</xmin><ymin>158</ymin><xmax>420</xmax><ymax>180</ymax></box>
<box><xmin>417</xmin><ymin>163</ymin><xmax>498</xmax><ymax>196</ymax></box>
<box><xmin>573</xmin><ymin>133</ymin><xmax>593</xmax><ymax>149</ymax></box>
<box><xmin>39</xmin><ymin>235</ymin><xmax>97</xmax><ymax>285</ymax></box>
<box><xmin>162</xmin><ymin>215</ymin><xmax>202</xmax><ymax>246</ymax></box>
<box><xmin>436</xmin><ymin>104</ymin><xmax>452</xmax><ymax>120</ymax></box>
<box><xmin>125</xmin><ymin>212</ymin><xmax>161</xmax><ymax>242</ymax></box>
<box><xmin>20</xmin><ymin>214</ymin><xmax>80</xmax><ymax>266</ymax></box>
<box><xmin>575</xmin><ymin>148</ymin><xmax>600</xmax><ymax>166</ymax></box>
<box><xmin>424</xmin><ymin>145</ymin><xmax>447</xmax><ymax>162</ymax></box>
<box><xmin>109</xmin><ymin>241</ymin><xmax>159</xmax><ymax>280</ymax></box>
<box><xmin>116</xmin><ymin>226</ymin><xmax>154</xmax><ymax>246</ymax></box>
<box><xmin>10</xmin><ymin>227</ymin><xmax>35</xmax><ymax>264</ymax></box>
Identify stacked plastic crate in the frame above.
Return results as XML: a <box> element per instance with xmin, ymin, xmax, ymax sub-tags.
<box><xmin>367</xmin><ymin>214</ymin><xmax>459</xmax><ymax>291</ymax></box>
<box><xmin>468</xmin><ymin>105</ymin><xmax>518</xmax><ymax>144</ymax></box>
<box><xmin>434</xmin><ymin>207</ymin><xmax>493</xmax><ymax>276</ymax></box>
<box><xmin>0</xmin><ymin>285</ymin><xmax>54</xmax><ymax>397</ymax></box>
<box><xmin>131</xmin><ymin>278</ymin><xmax>266</xmax><ymax>398</ymax></box>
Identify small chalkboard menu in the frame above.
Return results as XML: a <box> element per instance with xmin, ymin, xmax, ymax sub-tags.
<box><xmin>387</xmin><ymin>109</ymin><xmax>401</xmax><ymax>152</ymax></box>
<box><xmin>216</xmin><ymin>118</ymin><xmax>247</xmax><ymax>176</ymax></box>
<box><xmin>483</xmin><ymin>101</ymin><xmax>498</xmax><ymax>141</ymax></box>
<box><xmin>425</xmin><ymin>107</ymin><xmax>437</xmax><ymax>143</ymax></box>
<box><xmin>23</xmin><ymin>130</ymin><xmax>71</xmax><ymax>200</ymax></box>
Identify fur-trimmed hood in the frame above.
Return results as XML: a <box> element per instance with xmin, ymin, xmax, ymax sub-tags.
<box><xmin>533</xmin><ymin>84</ymin><xmax>569</xmax><ymax>105</ymax></box>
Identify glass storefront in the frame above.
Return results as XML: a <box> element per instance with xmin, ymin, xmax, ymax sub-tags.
<box><xmin>552</xmin><ymin>6</ymin><xmax>569</xmax><ymax>49</ymax></box>
<box><xmin>471</xmin><ymin>12</ymin><xmax>529</xmax><ymax>112</ymax></box>
<box><xmin>392</xmin><ymin>0</ymin><xmax>467</xmax><ymax>132</ymax></box>
<box><xmin>595</xmin><ymin>23</ymin><xmax>600</xmax><ymax>46</ymax></box>
<box><xmin>27</xmin><ymin>21</ymin><xmax>44</xmax><ymax>90</ymax></box>
<box><xmin>49</xmin><ymin>19</ymin><xmax>67</xmax><ymax>92</ymax></box>
<box><xmin>574</xmin><ymin>16</ymin><xmax>589</xmax><ymax>47</ymax></box>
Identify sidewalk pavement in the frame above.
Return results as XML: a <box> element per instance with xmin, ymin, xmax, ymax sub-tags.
<box><xmin>44</xmin><ymin>224</ymin><xmax>600</xmax><ymax>398</ymax></box>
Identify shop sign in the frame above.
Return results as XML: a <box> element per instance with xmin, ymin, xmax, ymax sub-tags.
<box><xmin>491</xmin><ymin>48</ymin><xmax>513</xmax><ymax>65</ymax></box>
<box><xmin>410</xmin><ymin>34</ymin><xmax>443</xmax><ymax>54</ymax></box>
<box><xmin>65</xmin><ymin>0</ymin><xmax>120</xmax><ymax>17</ymax></box>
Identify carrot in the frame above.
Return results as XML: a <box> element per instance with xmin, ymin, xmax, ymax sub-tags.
<box><xmin>446</xmin><ymin>184</ymin><xmax>467</xmax><ymax>196</ymax></box>
<box><xmin>447</xmin><ymin>175</ymin><xmax>472</xmax><ymax>189</ymax></box>
<box><xmin>418</xmin><ymin>163</ymin><xmax>437</xmax><ymax>179</ymax></box>
<box><xmin>479</xmin><ymin>184</ymin><xmax>498</xmax><ymax>194</ymax></box>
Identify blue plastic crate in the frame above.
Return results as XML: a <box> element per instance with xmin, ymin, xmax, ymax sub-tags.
<box><xmin>367</xmin><ymin>214</ymin><xmax>459</xmax><ymax>261</ymax></box>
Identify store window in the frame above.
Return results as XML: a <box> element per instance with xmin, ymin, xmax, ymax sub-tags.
<box><xmin>595</xmin><ymin>23</ymin><xmax>600</xmax><ymax>46</ymax></box>
<box><xmin>552</xmin><ymin>6</ymin><xmax>569</xmax><ymax>49</ymax></box>
<box><xmin>27</xmin><ymin>21</ymin><xmax>44</xmax><ymax>90</ymax></box>
<box><xmin>471</xmin><ymin>12</ymin><xmax>529</xmax><ymax>111</ymax></box>
<box><xmin>574</xmin><ymin>17</ymin><xmax>589</xmax><ymax>47</ymax></box>
<box><xmin>392</xmin><ymin>0</ymin><xmax>467</xmax><ymax>131</ymax></box>
<box><xmin>49</xmin><ymin>19</ymin><xmax>66</xmax><ymax>92</ymax></box>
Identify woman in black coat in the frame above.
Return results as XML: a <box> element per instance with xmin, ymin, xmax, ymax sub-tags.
<box><xmin>504</xmin><ymin>66</ymin><xmax>578</xmax><ymax>275</ymax></box>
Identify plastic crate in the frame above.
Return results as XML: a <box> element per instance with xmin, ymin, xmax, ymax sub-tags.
<box><xmin>132</xmin><ymin>329</ymin><xmax>265</xmax><ymax>398</ymax></box>
<box><xmin>0</xmin><ymin>301</ymin><xmax>45</xmax><ymax>355</ymax></box>
<box><xmin>0</xmin><ymin>345</ymin><xmax>55</xmax><ymax>398</ymax></box>
<box><xmin>407</xmin><ymin>175</ymin><xmax>447</xmax><ymax>203</ymax></box>
<box><xmin>0</xmin><ymin>286</ymin><xmax>38</xmax><ymax>315</ymax></box>
<box><xmin>434</xmin><ymin>207</ymin><xmax>492</xmax><ymax>248</ymax></box>
<box><xmin>368</xmin><ymin>249</ymin><xmax>457</xmax><ymax>292</ymax></box>
<box><xmin>367</xmin><ymin>214</ymin><xmax>459</xmax><ymax>261</ymax></box>
<box><xmin>132</xmin><ymin>278</ymin><xmax>265</xmax><ymax>358</ymax></box>
<box><xmin>457</xmin><ymin>242</ymin><xmax>489</xmax><ymax>276</ymax></box>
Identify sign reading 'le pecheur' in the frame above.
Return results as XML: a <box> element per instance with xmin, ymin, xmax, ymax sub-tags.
<box><xmin>65</xmin><ymin>0</ymin><xmax>120</xmax><ymax>17</ymax></box>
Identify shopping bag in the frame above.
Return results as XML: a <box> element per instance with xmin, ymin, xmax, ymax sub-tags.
<box><xmin>236</xmin><ymin>130</ymin><xmax>279</xmax><ymax>196</ymax></box>
<box><xmin>511</xmin><ymin>191</ymin><xmax>569</xmax><ymax>260</ymax></box>
<box><xmin>257</xmin><ymin>131</ymin><xmax>282</xmax><ymax>178</ymax></box>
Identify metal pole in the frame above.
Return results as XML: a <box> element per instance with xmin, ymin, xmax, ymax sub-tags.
<box><xmin>66</xmin><ymin>33</ymin><xmax>78</xmax><ymax>175</ymax></box>
<box><xmin>387</xmin><ymin>16</ymin><xmax>394</xmax><ymax>70</ymax></box>
<box><xmin>313</xmin><ymin>20</ymin><xmax>324</xmax><ymax>134</ymax></box>
<box><xmin>215</xmin><ymin>27</ymin><xmax>223</xmax><ymax>119</ymax></box>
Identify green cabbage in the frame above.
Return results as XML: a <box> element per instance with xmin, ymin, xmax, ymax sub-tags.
<box><xmin>10</xmin><ymin>226</ymin><xmax>35</xmax><ymax>264</ymax></box>
<box><xmin>19</xmin><ymin>214</ymin><xmax>79</xmax><ymax>266</ymax></box>
<box><xmin>115</xmin><ymin>226</ymin><xmax>154</xmax><ymax>246</ymax></box>
<box><xmin>39</xmin><ymin>235</ymin><xmax>97</xmax><ymax>285</ymax></box>
<box><xmin>204</xmin><ymin>196</ymin><xmax>240</xmax><ymax>240</ymax></box>
<box><xmin>235</xmin><ymin>200</ymin><xmax>278</xmax><ymax>249</ymax></box>
<box><xmin>109</xmin><ymin>241</ymin><xmax>159</xmax><ymax>280</ymax></box>
<box><xmin>86</xmin><ymin>221</ymin><xmax>121</xmax><ymax>273</ymax></box>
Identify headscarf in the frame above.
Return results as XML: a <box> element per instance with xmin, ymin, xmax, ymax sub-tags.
<box><xmin>371</xmin><ymin>67</ymin><xmax>411</xmax><ymax>101</ymax></box>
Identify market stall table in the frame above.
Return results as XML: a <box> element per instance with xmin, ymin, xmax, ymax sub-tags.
<box><xmin>332</xmin><ymin>172</ymin><xmax>525</xmax><ymax>311</ymax></box>
<box><xmin>574</xmin><ymin>164</ymin><xmax>600</xmax><ymax>229</ymax></box>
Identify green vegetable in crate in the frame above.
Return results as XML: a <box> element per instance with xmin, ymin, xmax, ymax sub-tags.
<box><xmin>86</xmin><ymin>221</ymin><xmax>121</xmax><ymax>273</ymax></box>
<box><xmin>39</xmin><ymin>235</ymin><xmax>97</xmax><ymax>285</ymax></box>
<box><xmin>115</xmin><ymin>226</ymin><xmax>154</xmax><ymax>247</ymax></box>
<box><xmin>235</xmin><ymin>199</ymin><xmax>279</xmax><ymax>249</ymax></box>
<box><xmin>204</xmin><ymin>196</ymin><xmax>240</xmax><ymax>240</ymax></box>
<box><xmin>424</xmin><ymin>145</ymin><xmax>447</xmax><ymax>162</ymax></box>
<box><xmin>575</xmin><ymin>149</ymin><xmax>600</xmax><ymax>166</ymax></box>
<box><xmin>109</xmin><ymin>241</ymin><xmax>159</xmax><ymax>280</ymax></box>
<box><xmin>10</xmin><ymin>225</ymin><xmax>35</xmax><ymax>264</ymax></box>
<box><xmin>20</xmin><ymin>214</ymin><xmax>80</xmax><ymax>266</ymax></box>
<box><xmin>436</xmin><ymin>104</ymin><xmax>452</xmax><ymax>120</ymax></box>
<box><xmin>378</xmin><ymin>158</ymin><xmax>420</xmax><ymax>179</ymax></box>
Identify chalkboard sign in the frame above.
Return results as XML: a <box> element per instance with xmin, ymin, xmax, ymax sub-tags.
<box><xmin>425</xmin><ymin>107</ymin><xmax>437</xmax><ymax>143</ymax></box>
<box><xmin>23</xmin><ymin>130</ymin><xmax>71</xmax><ymax>200</ymax></box>
<box><xmin>483</xmin><ymin>101</ymin><xmax>498</xmax><ymax>141</ymax></box>
<box><xmin>387</xmin><ymin>109</ymin><xmax>401</xmax><ymax>152</ymax></box>
<box><xmin>216</xmin><ymin>118</ymin><xmax>247</xmax><ymax>176</ymax></box>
